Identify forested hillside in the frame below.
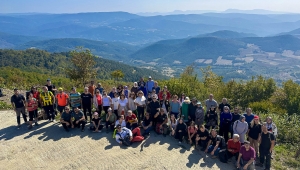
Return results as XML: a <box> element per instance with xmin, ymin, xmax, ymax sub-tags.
<box><xmin>0</xmin><ymin>49</ymin><xmax>167</xmax><ymax>82</ymax></box>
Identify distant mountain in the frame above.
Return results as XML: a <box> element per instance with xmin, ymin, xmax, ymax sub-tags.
<box><xmin>1</xmin><ymin>12</ymin><xmax>300</xmax><ymax>44</ymax></box>
<box><xmin>200</xmin><ymin>30</ymin><xmax>257</xmax><ymax>39</ymax></box>
<box><xmin>0</xmin><ymin>32</ymin><xmax>46</xmax><ymax>48</ymax></box>
<box><xmin>278</xmin><ymin>28</ymin><xmax>300</xmax><ymax>38</ymax></box>
<box><xmin>15</xmin><ymin>38</ymin><xmax>139</xmax><ymax>61</ymax></box>
<box><xmin>130</xmin><ymin>37</ymin><xmax>246</xmax><ymax>64</ymax></box>
<box><xmin>223</xmin><ymin>9</ymin><xmax>291</xmax><ymax>14</ymax></box>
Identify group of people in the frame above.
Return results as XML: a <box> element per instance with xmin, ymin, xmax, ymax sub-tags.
<box><xmin>10</xmin><ymin>77</ymin><xmax>278</xmax><ymax>170</ymax></box>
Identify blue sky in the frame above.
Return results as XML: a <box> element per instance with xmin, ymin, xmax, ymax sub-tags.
<box><xmin>0</xmin><ymin>0</ymin><xmax>299</xmax><ymax>13</ymax></box>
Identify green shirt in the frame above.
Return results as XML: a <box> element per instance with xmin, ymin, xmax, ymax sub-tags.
<box><xmin>107</xmin><ymin>113</ymin><xmax>116</xmax><ymax>123</ymax></box>
<box><xmin>181</xmin><ymin>102</ymin><xmax>190</xmax><ymax>121</ymax></box>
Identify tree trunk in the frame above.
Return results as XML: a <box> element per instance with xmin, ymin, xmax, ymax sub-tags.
<box><xmin>295</xmin><ymin>148</ymin><xmax>300</xmax><ymax>158</ymax></box>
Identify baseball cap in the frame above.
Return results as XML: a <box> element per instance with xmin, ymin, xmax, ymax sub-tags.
<box><xmin>149</xmin><ymin>76</ymin><xmax>152</xmax><ymax>79</ymax></box>
<box><xmin>254</xmin><ymin>115</ymin><xmax>259</xmax><ymax>120</ymax></box>
<box><xmin>116</xmin><ymin>124</ymin><xmax>121</xmax><ymax>129</ymax></box>
<box><xmin>94</xmin><ymin>112</ymin><xmax>98</xmax><ymax>116</ymax></box>
<box><xmin>58</xmin><ymin>87</ymin><xmax>63</xmax><ymax>91</ymax></box>
<box><xmin>108</xmin><ymin>108</ymin><xmax>112</xmax><ymax>112</ymax></box>
<box><xmin>197</xmin><ymin>101</ymin><xmax>201</xmax><ymax>105</ymax></box>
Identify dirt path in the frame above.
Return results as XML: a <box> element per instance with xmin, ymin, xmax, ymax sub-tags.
<box><xmin>0</xmin><ymin>110</ymin><xmax>262</xmax><ymax>170</ymax></box>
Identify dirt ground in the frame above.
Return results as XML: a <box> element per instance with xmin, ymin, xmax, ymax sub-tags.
<box><xmin>0</xmin><ymin>110</ymin><xmax>258</xmax><ymax>170</ymax></box>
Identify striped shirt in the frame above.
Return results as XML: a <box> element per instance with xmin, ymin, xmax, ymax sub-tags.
<box><xmin>69</xmin><ymin>92</ymin><xmax>81</xmax><ymax>108</ymax></box>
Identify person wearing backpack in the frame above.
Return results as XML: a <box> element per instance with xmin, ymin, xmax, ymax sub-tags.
<box><xmin>219</xmin><ymin>106</ymin><xmax>232</xmax><ymax>142</ymax></box>
<box><xmin>205</xmin><ymin>129</ymin><xmax>225</xmax><ymax>158</ymax></box>
<box><xmin>233</xmin><ymin>115</ymin><xmax>248</xmax><ymax>144</ymax></box>
<box><xmin>40</xmin><ymin>86</ymin><xmax>56</xmax><ymax>123</ymax></box>
<box><xmin>256</xmin><ymin>122</ymin><xmax>275</xmax><ymax>170</ymax></box>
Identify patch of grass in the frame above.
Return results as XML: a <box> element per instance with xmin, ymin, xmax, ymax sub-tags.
<box><xmin>273</xmin><ymin>144</ymin><xmax>300</xmax><ymax>170</ymax></box>
<box><xmin>0</xmin><ymin>101</ymin><xmax>12</xmax><ymax>110</ymax></box>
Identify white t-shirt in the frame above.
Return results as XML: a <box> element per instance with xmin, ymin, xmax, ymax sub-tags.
<box><xmin>119</xmin><ymin>98</ymin><xmax>128</xmax><ymax>107</ymax></box>
<box><xmin>112</xmin><ymin>97</ymin><xmax>120</xmax><ymax>110</ymax></box>
<box><xmin>135</xmin><ymin>96</ymin><xmax>146</xmax><ymax>106</ymax></box>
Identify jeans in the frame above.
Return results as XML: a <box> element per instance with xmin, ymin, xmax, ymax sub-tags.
<box><xmin>207</xmin><ymin>145</ymin><xmax>220</xmax><ymax>156</ymax></box>
<box><xmin>15</xmin><ymin>107</ymin><xmax>27</xmax><ymax>125</ymax></box>
<box><xmin>126</xmin><ymin>122</ymin><xmax>138</xmax><ymax>130</ymax></box>
<box><xmin>28</xmin><ymin>110</ymin><xmax>38</xmax><ymax>121</ymax></box>
<box><xmin>249</xmin><ymin>137</ymin><xmax>259</xmax><ymax>157</ymax></box>
<box><xmin>82</xmin><ymin>104</ymin><xmax>92</xmax><ymax>121</ymax></box>
<box><xmin>142</xmin><ymin>122</ymin><xmax>152</xmax><ymax>134</ymax></box>
<box><xmin>259</xmin><ymin>148</ymin><xmax>271</xmax><ymax>170</ymax></box>
<box><xmin>73</xmin><ymin>120</ymin><xmax>86</xmax><ymax>130</ymax></box>
<box><xmin>219</xmin><ymin>123</ymin><xmax>230</xmax><ymax>142</ymax></box>
<box><xmin>239</xmin><ymin>159</ymin><xmax>255</xmax><ymax>170</ymax></box>
<box><xmin>43</xmin><ymin>105</ymin><xmax>55</xmax><ymax>121</ymax></box>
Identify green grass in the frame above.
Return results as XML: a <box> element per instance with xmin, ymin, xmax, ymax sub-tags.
<box><xmin>0</xmin><ymin>101</ymin><xmax>12</xmax><ymax>110</ymax></box>
<box><xmin>273</xmin><ymin>144</ymin><xmax>300</xmax><ymax>170</ymax></box>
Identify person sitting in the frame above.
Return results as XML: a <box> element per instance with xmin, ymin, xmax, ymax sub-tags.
<box><xmin>226</xmin><ymin>134</ymin><xmax>241</xmax><ymax>162</ymax></box>
<box><xmin>195</xmin><ymin>125</ymin><xmax>210</xmax><ymax>151</ymax></box>
<box><xmin>154</xmin><ymin>108</ymin><xmax>168</xmax><ymax>136</ymax></box>
<box><xmin>105</xmin><ymin>108</ymin><xmax>117</xmax><ymax>132</ymax></box>
<box><xmin>236</xmin><ymin>141</ymin><xmax>256</xmax><ymax>170</ymax></box>
<box><xmin>125</xmin><ymin>110</ymin><xmax>138</xmax><ymax>130</ymax></box>
<box><xmin>115</xmin><ymin>125</ymin><xmax>144</xmax><ymax>146</ymax></box>
<box><xmin>169</xmin><ymin>114</ymin><xmax>178</xmax><ymax>136</ymax></box>
<box><xmin>205</xmin><ymin>129</ymin><xmax>224</xmax><ymax>158</ymax></box>
<box><xmin>187</xmin><ymin>121</ymin><xmax>198</xmax><ymax>145</ymax></box>
<box><xmin>72</xmin><ymin>107</ymin><xmax>86</xmax><ymax>132</ymax></box>
<box><xmin>60</xmin><ymin>106</ymin><xmax>73</xmax><ymax>132</ymax></box>
<box><xmin>90</xmin><ymin>112</ymin><xmax>103</xmax><ymax>132</ymax></box>
<box><xmin>141</xmin><ymin>112</ymin><xmax>153</xmax><ymax>137</ymax></box>
<box><xmin>175</xmin><ymin>118</ymin><xmax>187</xmax><ymax>144</ymax></box>
<box><xmin>115</xmin><ymin>115</ymin><xmax>126</xmax><ymax>128</ymax></box>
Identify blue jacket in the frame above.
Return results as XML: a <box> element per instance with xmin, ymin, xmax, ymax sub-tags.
<box><xmin>138</xmin><ymin>87</ymin><xmax>148</xmax><ymax>97</ymax></box>
<box><xmin>220</xmin><ymin>112</ymin><xmax>232</xmax><ymax>126</ymax></box>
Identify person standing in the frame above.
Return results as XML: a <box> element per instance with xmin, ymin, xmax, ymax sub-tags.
<box><xmin>93</xmin><ymin>89</ymin><xmax>103</xmax><ymax>115</ymax></box>
<box><xmin>148</xmin><ymin>94</ymin><xmax>160</xmax><ymax>127</ymax></box>
<box><xmin>205</xmin><ymin>94</ymin><xmax>218</xmax><ymax>112</ymax></box>
<box><xmin>158</xmin><ymin>86</ymin><xmax>171</xmax><ymax>100</ymax></box>
<box><xmin>181</xmin><ymin>97</ymin><xmax>190</xmax><ymax>122</ymax></box>
<box><xmin>95</xmin><ymin>83</ymin><xmax>104</xmax><ymax>95</ymax></box>
<box><xmin>219</xmin><ymin>106</ymin><xmax>232</xmax><ymax>142</ymax></box>
<box><xmin>118</xmin><ymin>94</ymin><xmax>128</xmax><ymax>116</ymax></box>
<box><xmin>69</xmin><ymin>87</ymin><xmax>81</xmax><ymax>110</ymax></box>
<box><xmin>88</xmin><ymin>80</ymin><xmax>96</xmax><ymax>96</ymax></box>
<box><xmin>45</xmin><ymin>79</ymin><xmax>57</xmax><ymax>110</ymax></box>
<box><xmin>127</xmin><ymin>92</ymin><xmax>137</xmax><ymax>115</ymax></box>
<box><xmin>247</xmin><ymin>116</ymin><xmax>261</xmax><ymax>158</ymax></box>
<box><xmin>195</xmin><ymin>101</ymin><xmax>205</xmax><ymax>128</ymax></box>
<box><xmin>243</xmin><ymin>108</ymin><xmax>255</xmax><ymax>125</ymax></box>
<box><xmin>130</xmin><ymin>82</ymin><xmax>139</xmax><ymax>96</ymax></box>
<box><xmin>111</xmin><ymin>92</ymin><xmax>120</xmax><ymax>118</ymax></box>
<box><xmin>205</xmin><ymin>106</ymin><xmax>218</xmax><ymax>130</ymax></box>
<box><xmin>55</xmin><ymin>87</ymin><xmax>69</xmax><ymax>115</ymax></box>
<box><xmin>170</xmin><ymin>95</ymin><xmax>180</xmax><ymax>119</ymax></box>
<box><xmin>135</xmin><ymin>91</ymin><xmax>146</xmax><ymax>123</ymax></box>
<box><xmin>146</xmin><ymin>76</ymin><xmax>154</xmax><ymax>93</ymax></box>
<box><xmin>81</xmin><ymin>87</ymin><xmax>93</xmax><ymax>122</ymax></box>
<box><xmin>256</xmin><ymin>122</ymin><xmax>275</xmax><ymax>170</ymax></box>
<box><xmin>26</xmin><ymin>93</ymin><xmax>38</xmax><ymax>129</ymax></box>
<box><xmin>102</xmin><ymin>91</ymin><xmax>112</xmax><ymax>114</ymax></box>
<box><xmin>137</xmin><ymin>77</ymin><xmax>146</xmax><ymax>88</ymax></box>
<box><xmin>233</xmin><ymin>115</ymin><xmax>248</xmax><ymax>144</ymax></box>
<box><xmin>153</xmin><ymin>81</ymin><xmax>160</xmax><ymax>94</ymax></box>
<box><xmin>40</xmin><ymin>86</ymin><xmax>56</xmax><ymax>123</ymax></box>
<box><xmin>11</xmin><ymin>88</ymin><xmax>27</xmax><ymax>128</ymax></box>
<box><xmin>188</xmin><ymin>98</ymin><xmax>198</xmax><ymax>123</ymax></box>
<box><xmin>231</xmin><ymin>107</ymin><xmax>241</xmax><ymax>138</ymax></box>
<box><xmin>108</xmin><ymin>87</ymin><xmax>117</xmax><ymax>99</ymax></box>
<box><xmin>159</xmin><ymin>94</ymin><xmax>170</xmax><ymax>115</ymax></box>
<box><xmin>218</xmin><ymin>98</ymin><xmax>231</xmax><ymax>113</ymax></box>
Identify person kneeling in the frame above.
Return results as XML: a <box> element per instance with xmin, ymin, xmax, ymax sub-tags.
<box><xmin>225</xmin><ymin>134</ymin><xmax>241</xmax><ymax>163</ymax></box>
<box><xmin>237</xmin><ymin>141</ymin><xmax>255</xmax><ymax>170</ymax></box>
<box><xmin>73</xmin><ymin>107</ymin><xmax>86</xmax><ymax>132</ymax></box>
<box><xmin>205</xmin><ymin>129</ymin><xmax>225</xmax><ymax>158</ymax></box>
<box><xmin>115</xmin><ymin>125</ymin><xmax>144</xmax><ymax>146</ymax></box>
<box><xmin>60</xmin><ymin>106</ymin><xmax>73</xmax><ymax>132</ymax></box>
<box><xmin>154</xmin><ymin>108</ymin><xmax>168</xmax><ymax>136</ymax></box>
<box><xmin>195</xmin><ymin>125</ymin><xmax>209</xmax><ymax>151</ymax></box>
<box><xmin>141</xmin><ymin>112</ymin><xmax>153</xmax><ymax>137</ymax></box>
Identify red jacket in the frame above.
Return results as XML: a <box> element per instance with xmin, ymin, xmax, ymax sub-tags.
<box><xmin>227</xmin><ymin>139</ymin><xmax>241</xmax><ymax>154</ymax></box>
<box><xmin>158</xmin><ymin>90</ymin><xmax>171</xmax><ymax>100</ymax></box>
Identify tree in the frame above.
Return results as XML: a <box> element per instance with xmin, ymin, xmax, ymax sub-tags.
<box><xmin>111</xmin><ymin>70</ymin><xmax>124</xmax><ymax>82</ymax></box>
<box><xmin>65</xmin><ymin>47</ymin><xmax>97</xmax><ymax>87</ymax></box>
